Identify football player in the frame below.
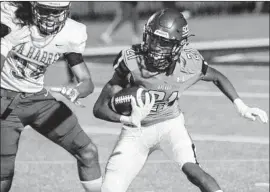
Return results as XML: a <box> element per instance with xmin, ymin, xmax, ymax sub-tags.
<box><xmin>93</xmin><ymin>9</ymin><xmax>268</xmax><ymax>192</ymax></box>
<box><xmin>1</xmin><ymin>2</ymin><xmax>102</xmax><ymax>192</ymax></box>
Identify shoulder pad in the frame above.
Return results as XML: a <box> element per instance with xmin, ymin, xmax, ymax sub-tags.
<box><xmin>113</xmin><ymin>46</ymin><xmax>141</xmax><ymax>78</ymax></box>
<box><xmin>179</xmin><ymin>44</ymin><xmax>208</xmax><ymax>75</ymax></box>
<box><xmin>59</xmin><ymin>18</ymin><xmax>87</xmax><ymax>53</ymax></box>
<box><xmin>1</xmin><ymin>2</ymin><xmax>20</xmax><ymax>30</ymax></box>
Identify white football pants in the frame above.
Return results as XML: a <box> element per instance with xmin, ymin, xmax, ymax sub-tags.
<box><xmin>101</xmin><ymin>113</ymin><xmax>198</xmax><ymax>192</ymax></box>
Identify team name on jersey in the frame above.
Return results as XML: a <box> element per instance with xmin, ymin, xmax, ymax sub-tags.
<box><xmin>14</xmin><ymin>44</ymin><xmax>61</xmax><ymax>66</ymax></box>
<box><xmin>158</xmin><ymin>84</ymin><xmax>172</xmax><ymax>90</ymax></box>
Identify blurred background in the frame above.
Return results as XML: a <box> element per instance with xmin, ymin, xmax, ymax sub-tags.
<box><xmin>62</xmin><ymin>1</ymin><xmax>269</xmax><ymax>65</ymax></box>
<box><xmin>68</xmin><ymin>1</ymin><xmax>270</xmax><ymax>45</ymax></box>
<box><xmin>70</xmin><ymin>1</ymin><xmax>269</xmax><ymax>20</ymax></box>
<box><xmin>14</xmin><ymin>2</ymin><xmax>269</xmax><ymax>192</ymax></box>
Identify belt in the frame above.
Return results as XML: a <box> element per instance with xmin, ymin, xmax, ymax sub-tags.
<box><xmin>0</xmin><ymin>87</ymin><xmax>34</xmax><ymax>99</ymax></box>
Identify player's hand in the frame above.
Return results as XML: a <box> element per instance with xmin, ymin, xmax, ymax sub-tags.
<box><xmin>241</xmin><ymin>107</ymin><xmax>268</xmax><ymax>123</ymax></box>
<box><xmin>125</xmin><ymin>92</ymin><xmax>155</xmax><ymax>128</ymax></box>
<box><xmin>234</xmin><ymin>98</ymin><xmax>268</xmax><ymax>123</ymax></box>
<box><xmin>50</xmin><ymin>86</ymin><xmax>85</xmax><ymax>108</ymax></box>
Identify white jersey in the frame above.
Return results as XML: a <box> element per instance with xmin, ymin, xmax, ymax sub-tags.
<box><xmin>1</xmin><ymin>2</ymin><xmax>87</xmax><ymax>93</ymax></box>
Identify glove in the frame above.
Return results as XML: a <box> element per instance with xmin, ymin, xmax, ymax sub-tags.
<box><xmin>50</xmin><ymin>86</ymin><xmax>85</xmax><ymax>107</ymax></box>
<box><xmin>234</xmin><ymin>98</ymin><xmax>268</xmax><ymax>123</ymax></box>
<box><xmin>1</xmin><ymin>26</ymin><xmax>31</xmax><ymax>57</ymax></box>
<box><xmin>120</xmin><ymin>92</ymin><xmax>155</xmax><ymax>128</ymax></box>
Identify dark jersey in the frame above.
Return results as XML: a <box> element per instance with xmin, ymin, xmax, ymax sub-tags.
<box><xmin>113</xmin><ymin>44</ymin><xmax>208</xmax><ymax>126</ymax></box>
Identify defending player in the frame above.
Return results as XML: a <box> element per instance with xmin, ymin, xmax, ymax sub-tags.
<box><xmin>1</xmin><ymin>2</ymin><xmax>102</xmax><ymax>192</ymax></box>
<box><xmin>93</xmin><ymin>9</ymin><xmax>268</xmax><ymax>192</ymax></box>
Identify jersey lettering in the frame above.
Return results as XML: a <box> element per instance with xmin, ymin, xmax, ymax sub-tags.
<box><xmin>126</xmin><ymin>49</ymin><xmax>137</xmax><ymax>60</ymax></box>
<box><xmin>149</xmin><ymin>90</ymin><xmax>179</xmax><ymax>112</ymax></box>
<box><xmin>10</xmin><ymin>55</ymin><xmax>48</xmax><ymax>80</ymax></box>
<box><xmin>184</xmin><ymin>47</ymin><xmax>201</xmax><ymax>60</ymax></box>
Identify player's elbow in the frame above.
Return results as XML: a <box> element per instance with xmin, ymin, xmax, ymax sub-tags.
<box><xmin>93</xmin><ymin>102</ymin><xmax>100</xmax><ymax>118</ymax></box>
<box><xmin>93</xmin><ymin>100</ymin><xmax>106</xmax><ymax>119</ymax></box>
<box><xmin>88</xmin><ymin>79</ymin><xmax>95</xmax><ymax>94</ymax></box>
<box><xmin>82</xmin><ymin>78</ymin><xmax>95</xmax><ymax>96</ymax></box>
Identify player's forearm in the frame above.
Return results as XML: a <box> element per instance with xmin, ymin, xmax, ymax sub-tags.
<box><xmin>210</xmin><ymin>72</ymin><xmax>248</xmax><ymax>113</ymax></box>
<box><xmin>213</xmin><ymin>73</ymin><xmax>239</xmax><ymax>102</ymax></box>
<box><xmin>93</xmin><ymin>100</ymin><xmax>122</xmax><ymax>123</ymax></box>
<box><xmin>75</xmin><ymin>78</ymin><xmax>95</xmax><ymax>98</ymax></box>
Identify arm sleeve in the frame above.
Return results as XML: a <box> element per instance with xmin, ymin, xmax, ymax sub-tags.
<box><xmin>112</xmin><ymin>51</ymin><xmax>134</xmax><ymax>86</ymax></box>
<box><xmin>0</xmin><ymin>23</ymin><xmax>10</xmax><ymax>37</ymax></box>
<box><xmin>63</xmin><ymin>52</ymin><xmax>84</xmax><ymax>67</ymax></box>
<box><xmin>201</xmin><ymin>60</ymin><xmax>209</xmax><ymax>75</ymax></box>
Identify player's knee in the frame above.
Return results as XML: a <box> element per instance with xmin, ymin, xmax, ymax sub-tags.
<box><xmin>76</xmin><ymin>142</ymin><xmax>99</xmax><ymax>166</ymax></box>
<box><xmin>1</xmin><ymin>162</ymin><xmax>14</xmax><ymax>192</ymax></box>
<box><xmin>1</xmin><ymin>179</ymin><xmax>13</xmax><ymax>192</ymax></box>
<box><xmin>182</xmin><ymin>162</ymin><xmax>208</xmax><ymax>184</ymax></box>
<box><xmin>1</xmin><ymin>155</ymin><xmax>16</xmax><ymax>183</ymax></box>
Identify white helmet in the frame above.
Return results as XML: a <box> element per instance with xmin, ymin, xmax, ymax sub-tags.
<box><xmin>31</xmin><ymin>1</ymin><xmax>71</xmax><ymax>35</ymax></box>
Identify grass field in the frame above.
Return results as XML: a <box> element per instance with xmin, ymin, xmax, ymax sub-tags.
<box><xmin>10</xmin><ymin>60</ymin><xmax>269</xmax><ymax>192</ymax></box>
<box><xmin>8</xmin><ymin>14</ymin><xmax>269</xmax><ymax>192</ymax></box>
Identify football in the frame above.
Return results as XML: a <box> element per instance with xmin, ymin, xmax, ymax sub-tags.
<box><xmin>110</xmin><ymin>86</ymin><xmax>150</xmax><ymax>115</ymax></box>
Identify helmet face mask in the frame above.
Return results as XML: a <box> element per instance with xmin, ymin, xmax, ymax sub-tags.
<box><xmin>144</xmin><ymin>32</ymin><xmax>180</xmax><ymax>71</ymax></box>
<box><xmin>31</xmin><ymin>2</ymin><xmax>70</xmax><ymax>36</ymax></box>
<box><xmin>142</xmin><ymin>9</ymin><xmax>191</xmax><ymax>73</ymax></box>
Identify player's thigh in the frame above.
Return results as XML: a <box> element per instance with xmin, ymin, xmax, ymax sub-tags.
<box><xmin>160</xmin><ymin>114</ymin><xmax>198</xmax><ymax>169</ymax></box>
<box><xmin>102</xmin><ymin>130</ymin><xmax>149</xmax><ymax>192</ymax></box>
<box><xmin>30</xmin><ymin>91</ymin><xmax>91</xmax><ymax>154</ymax></box>
<box><xmin>1</xmin><ymin>111</ymin><xmax>24</xmax><ymax>180</ymax></box>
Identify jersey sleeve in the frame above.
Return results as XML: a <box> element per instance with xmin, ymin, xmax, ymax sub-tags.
<box><xmin>113</xmin><ymin>51</ymin><xmax>130</xmax><ymax>79</ymax></box>
<box><xmin>66</xmin><ymin>19</ymin><xmax>87</xmax><ymax>54</ymax></box>
<box><xmin>180</xmin><ymin>45</ymin><xmax>208</xmax><ymax>75</ymax></box>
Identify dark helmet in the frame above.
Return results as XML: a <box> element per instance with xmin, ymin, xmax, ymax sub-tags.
<box><xmin>142</xmin><ymin>8</ymin><xmax>192</xmax><ymax>73</ymax></box>
<box><xmin>31</xmin><ymin>2</ymin><xmax>71</xmax><ymax>35</ymax></box>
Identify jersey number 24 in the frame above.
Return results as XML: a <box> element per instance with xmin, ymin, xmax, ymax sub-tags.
<box><xmin>149</xmin><ymin>90</ymin><xmax>179</xmax><ymax>112</ymax></box>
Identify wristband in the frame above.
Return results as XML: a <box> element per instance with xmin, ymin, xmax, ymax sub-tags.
<box><xmin>233</xmin><ymin>98</ymin><xmax>248</xmax><ymax>115</ymax></box>
<box><xmin>120</xmin><ymin>115</ymin><xmax>131</xmax><ymax>124</ymax></box>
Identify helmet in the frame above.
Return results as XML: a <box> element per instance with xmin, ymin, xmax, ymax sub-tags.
<box><xmin>31</xmin><ymin>2</ymin><xmax>71</xmax><ymax>35</ymax></box>
<box><xmin>142</xmin><ymin>8</ymin><xmax>192</xmax><ymax>73</ymax></box>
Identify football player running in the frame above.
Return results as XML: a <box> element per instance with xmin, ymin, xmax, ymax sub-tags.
<box><xmin>93</xmin><ymin>9</ymin><xmax>268</xmax><ymax>192</ymax></box>
<box><xmin>1</xmin><ymin>2</ymin><xmax>102</xmax><ymax>192</ymax></box>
